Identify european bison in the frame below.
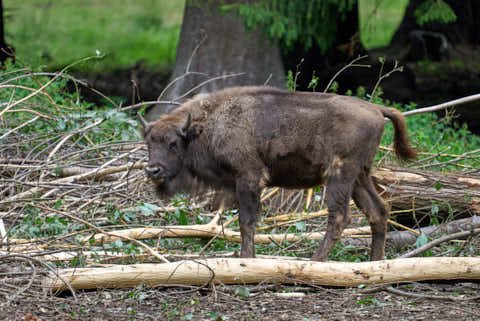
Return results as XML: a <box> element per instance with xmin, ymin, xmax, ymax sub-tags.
<box><xmin>140</xmin><ymin>86</ymin><xmax>416</xmax><ymax>261</ymax></box>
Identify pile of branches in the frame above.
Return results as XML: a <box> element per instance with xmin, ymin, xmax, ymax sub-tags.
<box><xmin>0</xmin><ymin>67</ymin><xmax>480</xmax><ymax>300</ymax></box>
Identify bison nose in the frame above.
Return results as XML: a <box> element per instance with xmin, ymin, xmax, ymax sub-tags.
<box><xmin>145</xmin><ymin>166</ymin><xmax>163</xmax><ymax>178</ymax></box>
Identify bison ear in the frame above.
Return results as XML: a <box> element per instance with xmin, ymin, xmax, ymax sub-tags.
<box><xmin>179</xmin><ymin>113</ymin><xmax>202</xmax><ymax>145</ymax></box>
<box><xmin>181</xmin><ymin>113</ymin><xmax>192</xmax><ymax>134</ymax></box>
<box><xmin>137</xmin><ymin>112</ymin><xmax>149</xmax><ymax>137</ymax></box>
<box><xmin>180</xmin><ymin>124</ymin><xmax>203</xmax><ymax>146</ymax></box>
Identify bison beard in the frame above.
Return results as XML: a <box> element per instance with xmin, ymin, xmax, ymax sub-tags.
<box><xmin>141</xmin><ymin>86</ymin><xmax>417</xmax><ymax>261</ymax></box>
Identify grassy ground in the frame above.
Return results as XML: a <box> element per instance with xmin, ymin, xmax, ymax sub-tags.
<box><xmin>4</xmin><ymin>0</ymin><xmax>407</xmax><ymax>72</ymax></box>
<box><xmin>4</xmin><ymin>0</ymin><xmax>185</xmax><ymax>71</ymax></box>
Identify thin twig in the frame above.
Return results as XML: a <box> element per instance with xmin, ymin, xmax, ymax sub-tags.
<box><xmin>30</xmin><ymin>203</ymin><xmax>170</xmax><ymax>263</ymax></box>
<box><xmin>324</xmin><ymin>55</ymin><xmax>370</xmax><ymax>93</ymax></box>
<box><xmin>399</xmin><ymin>228</ymin><xmax>480</xmax><ymax>258</ymax></box>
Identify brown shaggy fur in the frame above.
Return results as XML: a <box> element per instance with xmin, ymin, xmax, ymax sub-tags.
<box><xmin>142</xmin><ymin>86</ymin><xmax>417</xmax><ymax>260</ymax></box>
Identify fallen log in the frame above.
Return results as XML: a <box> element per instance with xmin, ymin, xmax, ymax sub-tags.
<box><xmin>43</xmin><ymin>257</ymin><xmax>480</xmax><ymax>291</ymax></box>
<box><xmin>343</xmin><ymin>215</ymin><xmax>480</xmax><ymax>250</ymax></box>
<box><xmin>373</xmin><ymin>166</ymin><xmax>480</xmax><ymax>216</ymax></box>
<box><xmin>82</xmin><ymin>213</ymin><xmax>371</xmax><ymax>245</ymax></box>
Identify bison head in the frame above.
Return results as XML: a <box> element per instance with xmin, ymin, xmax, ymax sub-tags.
<box><xmin>139</xmin><ymin>112</ymin><xmax>201</xmax><ymax>196</ymax></box>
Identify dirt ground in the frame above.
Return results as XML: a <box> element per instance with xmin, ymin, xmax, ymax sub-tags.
<box><xmin>1</xmin><ymin>281</ymin><xmax>479</xmax><ymax>321</ymax></box>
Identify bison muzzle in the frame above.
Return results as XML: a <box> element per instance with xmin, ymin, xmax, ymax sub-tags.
<box><xmin>140</xmin><ymin>86</ymin><xmax>417</xmax><ymax>261</ymax></box>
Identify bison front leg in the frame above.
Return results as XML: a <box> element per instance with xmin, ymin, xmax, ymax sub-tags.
<box><xmin>235</xmin><ymin>178</ymin><xmax>260</xmax><ymax>258</ymax></box>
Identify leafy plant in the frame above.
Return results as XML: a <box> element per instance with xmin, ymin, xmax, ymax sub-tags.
<box><xmin>0</xmin><ymin>62</ymin><xmax>141</xmax><ymax>148</ymax></box>
<box><xmin>414</xmin><ymin>0</ymin><xmax>457</xmax><ymax>26</ymax></box>
<box><xmin>222</xmin><ymin>0</ymin><xmax>356</xmax><ymax>52</ymax></box>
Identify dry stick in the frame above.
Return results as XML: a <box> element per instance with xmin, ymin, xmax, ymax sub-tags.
<box><xmin>0</xmin><ymin>72</ymin><xmax>88</xmax><ymax>87</ymax></box>
<box><xmin>0</xmin><ymin>84</ymin><xmax>59</xmax><ymax>106</ymax></box>
<box><xmin>386</xmin><ymin>285</ymin><xmax>480</xmax><ymax>302</ymax></box>
<box><xmin>417</xmin><ymin>149</ymin><xmax>480</xmax><ymax>170</ymax></box>
<box><xmin>175</xmin><ymin>72</ymin><xmax>246</xmax><ymax>102</ymax></box>
<box><xmin>370</xmin><ymin>59</ymin><xmax>403</xmax><ymax>102</ymax></box>
<box><xmin>2</xmin><ymin>253</ymin><xmax>77</xmax><ymax>300</ymax></box>
<box><xmin>156</xmin><ymin>34</ymin><xmax>207</xmax><ymax>101</ymax></box>
<box><xmin>399</xmin><ymin>228</ymin><xmax>480</xmax><ymax>258</ymax></box>
<box><xmin>403</xmin><ymin>93</ymin><xmax>480</xmax><ymax>117</ymax></box>
<box><xmin>185</xmin><ymin>33</ymin><xmax>207</xmax><ymax>74</ymax></box>
<box><xmin>378</xmin><ymin>146</ymin><xmax>470</xmax><ymax>160</ymax></box>
<box><xmin>305</xmin><ymin>188</ymin><xmax>313</xmax><ymax>210</ymax></box>
<box><xmin>30</xmin><ymin>204</ymin><xmax>170</xmax><ymax>264</ymax></box>
<box><xmin>323</xmin><ymin>55</ymin><xmax>370</xmax><ymax>93</ymax></box>
<box><xmin>40</xmin><ymin>118</ymin><xmax>104</xmax><ymax>181</ymax></box>
<box><xmin>198</xmin><ymin>212</ymin><xmax>223</xmax><ymax>255</ymax></box>
<box><xmin>0</xmin><ymin>69</ymin><xmax>63</xmax><ymax>117</ymax></box>
<box><xmin>118</xmin><ymin>100</ymin><xmax>181</xmax><ymax>112</ymax></box>
<box><xmin>0</xmin><ymin>67</ymin><xmax>30</xmax><ymax>78</ymax></box>
<box><xmin>46</xmin><ymin>118</ymin><xmax>104</xmax><ymax>161</ymax></box>
<box><xmin>5</xmin><ymin>108</ymin><xmax>54</xmax><ymax>120</ymax></box>
<box><xmin>0</xmin><ymin>116</ymin><xmax>40</xmax><ymax>140</ymax></box>
<box><xmin>261</xmin><ymin>187</ymin><xmax>280</xmax><ymax>203</ymax></box>
<box><xmin>0</xmin><ymin>55</ymin><xmax>103</xmax><ymax>118</ymax></box>
<box><xmin>84</xmin><ymin>219</ymin><xmax>370</xmax><ymax>246</ymax></box>
<box><xmin>0</xmin><ymin>146</ymin><xmax>143</xmax><ymax>205</ymax></box>
<box><xmin>5</xmin><ymin>255</ymin><xmax>37</xmax><ymax>304</ymax></box>
<box><xmin>0</xmin><ymin>85</ymin><xmax>16</xmax><ymax>116</ymax></box>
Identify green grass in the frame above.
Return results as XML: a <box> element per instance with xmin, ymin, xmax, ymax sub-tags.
<box><xmin>4</xmin><ymin>0</ymin><xmax>184</xmax><ymax>71</ymax></box>
<box><xmin>359</xmin><ymin>0</ymin><xmax>409</xmax><ymax>49</ymax></box>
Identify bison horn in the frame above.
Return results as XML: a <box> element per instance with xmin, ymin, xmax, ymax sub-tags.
<box><xmin>182</xmin><ymin>113</ymin><xmax>192</xmax><ymax>134</ymax></box>
<box><xmin>137</xmin><ymin>112</ymin><xmax>148</xmax><ymax>129</ymax></box>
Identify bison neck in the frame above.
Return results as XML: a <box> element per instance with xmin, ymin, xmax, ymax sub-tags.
<box><xmin>185</xmin><ymin>140</ymin><xmax>237</xmax><ymax>192</ymax></box>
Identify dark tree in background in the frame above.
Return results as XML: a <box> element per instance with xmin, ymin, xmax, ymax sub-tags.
<box><xmin>147</xmin><ymin>0</ymin><xmax>480</xmax><ymax>131</ymax></box>
<box><xmin>374</xmin><ymin>0</ymin><xmax>480</xmax><ymax>132</ymax></box>
<box><xmin>0</xmin><ymin>0</ymin><xmax>15</xmax><ymax>65</ymax></box>
<box><xmin>384</xmin><ymin>0</ymin><xmax>479</xmax><ymax>61</ymax></box>
<box><xmin>146</xmin><ymin>0</ymin><xmax>286</xmax><ymax>121</ymax></box>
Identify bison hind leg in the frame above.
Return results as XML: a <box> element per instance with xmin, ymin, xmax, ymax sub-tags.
<box><xmin>352</xmin><ymin>170</ymin><xmax>390</xmax><ymax>261</ymax></box>
<box><xmin>311</xmin><ymin>171</ymin><xmax>357</xmax><ymax>261</ymax></box>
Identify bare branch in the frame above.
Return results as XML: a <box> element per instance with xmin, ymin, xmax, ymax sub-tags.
<box><xmin>403</xmin><ymin>93</ymin><xmax>480</xmax><ymax>117</ymax></box>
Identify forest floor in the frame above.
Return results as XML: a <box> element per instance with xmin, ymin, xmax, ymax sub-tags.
<box><xmin>1</xmin><ymin>66</ymin><xmax>480</xmax><ymax>321</ymax></box>
<box><xmin>0</xmin><ymin>280</ymin><xmax>479</xmax><ymax>321</ymax></box>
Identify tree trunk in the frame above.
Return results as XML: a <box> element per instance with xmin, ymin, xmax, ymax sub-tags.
<box><xmin>145</xmin><ymin>0</ymin><xmax>285</xmax><ymax>121</ymax></box>
<box><xmin>44</xmin><ymin>257</ymin><xmax>480</xmax><ymax>291</ymax></box>
<box><xmin>283</xmin><ymin>1</ymin><xmax>365</xmax><ymax>91</ymax></box>
<box><xmin>0</xmin><ymin>0</ymin><xmax>14</xmax><ymax>65</ymax></box>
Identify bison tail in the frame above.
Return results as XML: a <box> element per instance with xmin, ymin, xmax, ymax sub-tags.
<box><xmin>382</xmin><ymin>108</ymin><xmax>417</xmax><ymax>161</ymax></box>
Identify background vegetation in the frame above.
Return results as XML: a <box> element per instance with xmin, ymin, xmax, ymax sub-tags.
<box><xmin>5</xmin><ymin>0</ymin><xmax>185</xmax><ymax>71</ymax></box>
<box><xmin>5</xmin><ymin>0</ymin><xmax>409</xmax><ymax>72</ymax></box>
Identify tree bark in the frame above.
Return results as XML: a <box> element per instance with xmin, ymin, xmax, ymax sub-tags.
<box><xmin>43</xmin><ymin>257</ymin><xmax>480</xmax><ymax>291</ymax></box>
<box><xmin>146</xmin><ymin>0</ymin><xmax>285</xmax><ymax>120</ymax></box>
<box><xmin>0</xmin><ymin>0</ymin><xmax>15</xmax><ymax>64</ymax></box>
